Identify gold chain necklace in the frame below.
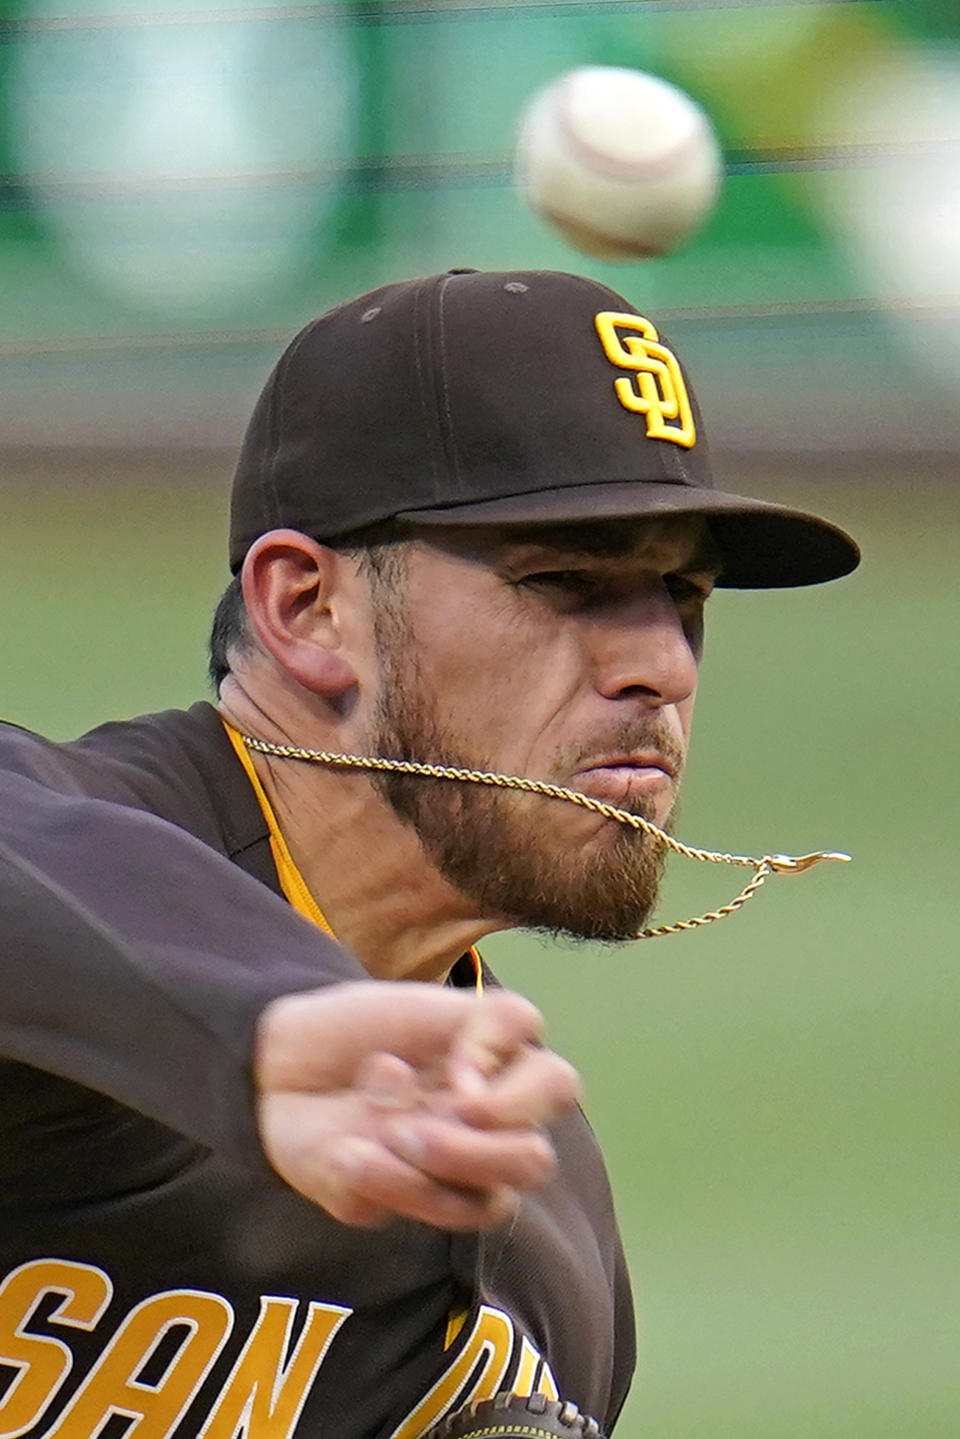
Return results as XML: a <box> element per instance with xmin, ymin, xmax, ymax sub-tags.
<box><xmin>239</xmin><ymin>735</ymin><xmax>850</xmax><ymax>940</ymax></box>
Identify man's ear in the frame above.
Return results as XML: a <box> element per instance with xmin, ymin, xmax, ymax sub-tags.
<box><xmin>240</xmin><ymin>530</ymin><xmax>357</xmax><ymax>695</ymax></box>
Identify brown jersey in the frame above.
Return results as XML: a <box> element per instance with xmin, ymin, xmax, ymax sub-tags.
<box><xmin>0</xmin><ymin>704</ymin><xmax>635</xmax><ymax>1439</ymax></box>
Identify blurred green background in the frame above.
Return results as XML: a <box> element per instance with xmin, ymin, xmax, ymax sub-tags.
<box><xmin>2</xmin><ymin>1</ymin><xmax>959</xmax><ymax>1436</ymax></box>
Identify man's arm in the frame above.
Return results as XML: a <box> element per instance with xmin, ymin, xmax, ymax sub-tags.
<box><xmin>1</xmin><ymin>771</ymin><xmax>578</xmax><ymax>1226</ymax></box>
<box><xmin>1</xmin><ymin>769</ymin><xmax>363</xmax><ymax>1163</ymax></box>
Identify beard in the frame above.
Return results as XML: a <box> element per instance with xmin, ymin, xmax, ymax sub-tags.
<box><xmin>365</xmin><ymin>602</ymin><xmax>678</xmax><ymax>943</ymax></box>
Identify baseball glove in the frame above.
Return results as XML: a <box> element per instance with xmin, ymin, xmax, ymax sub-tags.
<box><xmin>422</xmin><ymin>1391</ymin><xmax>607</xmax><ymax>1439</ymax></box>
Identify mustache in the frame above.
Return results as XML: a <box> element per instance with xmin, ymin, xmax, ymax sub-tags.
<box><xmin>565</xmin><ymin>718</ymin><xmax>686</xmax><ymax>778</ymax></box>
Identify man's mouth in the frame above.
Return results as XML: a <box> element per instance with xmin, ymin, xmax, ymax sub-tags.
<box><xmin>571</xmin><ymin>753</ymin><xmax>679</xmax><ymax>805</ymax></box>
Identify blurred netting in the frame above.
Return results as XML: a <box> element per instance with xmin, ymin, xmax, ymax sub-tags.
<box><xmin>0</xmin><ymin>0</ymin><xmax>958</xmax><ymax>453</ymax></box>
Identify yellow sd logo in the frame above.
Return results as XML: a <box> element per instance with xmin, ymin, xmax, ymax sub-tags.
<box><xmin>594</xmin><ymin>311</ymin><xmax>696</xmax><ymax>449</ymax></box>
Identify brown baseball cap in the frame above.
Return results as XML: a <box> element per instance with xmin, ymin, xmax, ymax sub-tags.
<box><xmin>230</xmin><ymin>268</ymin><xmax>859</xmax><ymax>587</ymax></box>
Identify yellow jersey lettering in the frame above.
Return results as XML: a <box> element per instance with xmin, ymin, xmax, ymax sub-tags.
<box><xmin>44</xmin><ymin>1290</ymin><xmax>233</xmax><ymax>1439</ymax></box>
<box><xmin>1</xmin><ymin>1261</ymin><xmax>558</xmax><ymax>1439</ymax></box>
<box><xmin>594</xmin><ymin>310</ymin><xmax>696</xmax><ymax>448</ymax></box>
<box><xmin>537</xmin><ymin>1360</ymin><xmax>559</xmax><ymax>1401</ymax></box>
<box><xmin>0</xmin><ymin>1259</ymin><xmax>113</xmax><ymax>1437</ymax></box>
<box><xmin>390</xmin><ymin>1306</ymin><xmax>513</xmax><ymax>1439</ymax></box>
<box><xmin>512</xmin><ymin>1336</ymin><xmax>539</xmax><ymax>1397</ymax></box>
<box><xmin>504</xmin><ymin>1335</ymin><xmax>557</xmax><ymax>1403</ymax></box>
<box><xmin>199</xmin><ymin>1297</ymin><xmax>350</xmax><ymax>1439</ymax></box>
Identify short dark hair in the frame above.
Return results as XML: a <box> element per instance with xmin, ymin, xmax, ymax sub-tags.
<box><xmin>208</xmin><ymin>575</ymin><xmax>249</xmax><ymax>689</ymax></box>
<box><xmin>208</xmin><ymin>521</ymin><xmax>411</xmax><ymax>691</ymax></box>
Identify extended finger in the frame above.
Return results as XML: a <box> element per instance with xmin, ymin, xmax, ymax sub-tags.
<box><xmin>327</xmin><ymin>1136</ymin><xmax>516</xmax><ymax>1232</ymax></box>
<box><xmin>381</xmin><ymin>1113</ymin><xmax>557</xmax><ymax>1193</ymax></box>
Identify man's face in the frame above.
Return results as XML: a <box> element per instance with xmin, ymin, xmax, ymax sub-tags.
<box><xmin>363</xmin><ymin>515</ymin><xmax>719</xmax><ymax>943</ymax></box>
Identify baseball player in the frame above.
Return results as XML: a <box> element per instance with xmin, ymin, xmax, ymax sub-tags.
<box><xmin>0</xmin><ymin>269</ymin><xmax>859</xmax><ymax>1439</ymax></box>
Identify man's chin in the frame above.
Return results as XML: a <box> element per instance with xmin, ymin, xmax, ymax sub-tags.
<box><xmin>503</xmin><ymin>884</ymin><xmax>661</xmax><ymax>945</ymax></box>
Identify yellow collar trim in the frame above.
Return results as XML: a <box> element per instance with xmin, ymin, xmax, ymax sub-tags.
<box><xmin>222</xmin><ymin>719</ymin><xmax>483</xmax><ymax>989</ymax></box>
<box><xmin>222</xmin><ymin>719</ymin><xmax>335</xmax><ymax>936</ymax></box>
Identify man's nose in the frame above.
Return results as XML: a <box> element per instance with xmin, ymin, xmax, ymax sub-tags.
<box><xmin>587</xmin><ymin>587</ymin><xmax>699</xmax><ymax>707</ymax></box>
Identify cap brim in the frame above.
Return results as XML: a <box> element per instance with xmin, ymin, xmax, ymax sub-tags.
<box><xmin>398</xmin><ymin>481</ymin><xmax>859</xmax><ymax>589</ymax></box>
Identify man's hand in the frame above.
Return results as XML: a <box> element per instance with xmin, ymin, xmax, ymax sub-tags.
<box><xmin>255</xmin><ymin>984</ymin><xmax>580</xmax><ymax>1230</ymax></box>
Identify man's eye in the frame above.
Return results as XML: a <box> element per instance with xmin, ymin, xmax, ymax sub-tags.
<box><xmin>522</xmin><ymin>570</ymin><xmax>598</xmax><ymax>594</ymax></box>
<box><xmin>664</xmin><ymin>574</ymin><xmax>711</xmax><ymax>605</ymax></box>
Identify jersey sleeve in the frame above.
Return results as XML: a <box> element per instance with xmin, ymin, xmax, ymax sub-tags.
<box><xmin>0</xmin><ymin>769</ymin><xmax>367</xmax><ymax>1168</ymax></box>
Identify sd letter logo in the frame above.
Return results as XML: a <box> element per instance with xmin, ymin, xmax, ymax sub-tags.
<box><xmin>594</xmin><ymin>311</ymin><xmax>696</xmax><ymax>448</ymax></box>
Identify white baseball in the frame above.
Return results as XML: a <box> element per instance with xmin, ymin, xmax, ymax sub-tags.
<box><xmin>515</xmin><ymin>66</ymin><xmax>723</xmax><ymax>260</ymax></box>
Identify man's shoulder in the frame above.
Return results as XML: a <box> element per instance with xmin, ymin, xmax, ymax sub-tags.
<box><xmin>0</xmin><ymin>703</ymin><xmax>260</xmax><ymax>855</ymax></box>
<box><xmin>0</xmin><ymin>702</ymin><xmax>215</xmax><ymax>790</ymax></box>
<box><xmin>67</xmin><ymin>701</ymin><xmax>229</xmax><ymax>787</ymax></box>
<box><xmin>0</xmin><ymin>715</ymin><xmax>109</xmax><ymax>798</ymax></box>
